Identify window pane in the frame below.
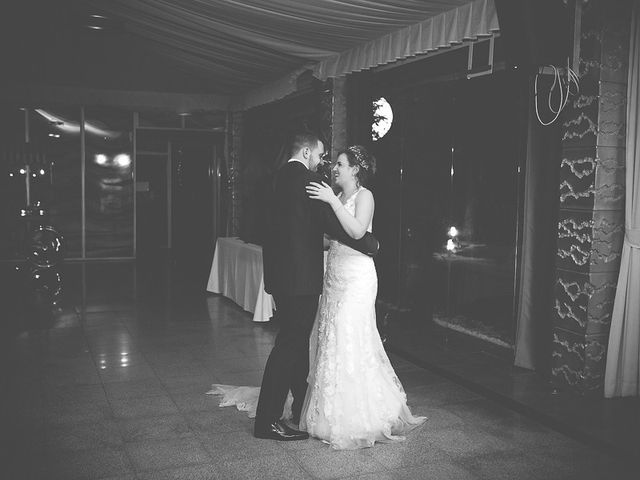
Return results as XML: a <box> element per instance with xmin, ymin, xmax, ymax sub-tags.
<box><xmin>84</xmin><ymin>107</ymin><xmax>134</xmax><ymax>257</ymax></box>
<box><xmin>0</xmin><ymin>106</ymin><xmax>82</xmax><ymax>259</ymax></box>
<box><xmin>375</xmin><ymin>72</ymin><xmax>521</xmax><ymax>348</ymax></box>
<box><xmin>0</xmin><ymin>106</ymin><xmax>29</xmax><ymax>260</ymax></box>
<box><xmin>31</xmin><ymin>107</ymin><xmax>83</xmax><ymax>258</ymax></box>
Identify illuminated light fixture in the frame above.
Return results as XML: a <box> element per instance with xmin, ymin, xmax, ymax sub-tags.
<box><xmin>113</xmin><ymin>153</ymin><xmax>131</xmax><ymax>168</ymax></box>
<box><xmin>94</xmin><ymin>154</ymin><xmax>108</xmax><ymax>165</ymax></box>
<box><xmin>372</xmin><ymin>97</ymin><xmax>393</xmax><ymax>141</ymax></box>
<box><xmin>90</xmin><ymin>14</ymin><xmax>108</xmax><ymax>19</ymax></box>
<box><xmin>9</xmin><ymin>173</ymin><xmax>14</xmax><ymax>177</ymax></box>
<box><xmin>39</xmin><ymin>169</ymin><xmax>45</xmax><ymax>175</ymax></box>
<box><xmin>86</xmin><ymin>25</ymin><xmax>104</xmax><ymax>30</ymax></box>
<box><xmin>48</xmin><ymin>133</ymin><xmax>60</xmax><ymax>138</ymax></box>
<box><xmin>35</xmin><ymin>109</ymin><xmax>122</xmax><ymax>138</ymax></box>
<box><xmin>445</xmin><ymin>226</ymin><xmax>461</xmax><ymax>253</ymax></box>
<box><xmin>32</xmin><ymin>173</ymin><xmax>37</xmax><ymax>178</ymax></box>
<box><xmin>19</xmin><ymin>168</ymin><xmax>26</xmax><ymax>174</ymax></box>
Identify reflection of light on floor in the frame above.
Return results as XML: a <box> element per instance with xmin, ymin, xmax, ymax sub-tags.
<box><xmin>433</xmin><ymin>314</ymin><xmax>513</xmax><ymax>349</ymax></box>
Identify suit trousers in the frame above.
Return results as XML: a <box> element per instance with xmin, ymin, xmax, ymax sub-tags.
<box><xmin>254</xmin><ymin>293</ymin><xmax>319</xmax><ymax>431</ymax></box>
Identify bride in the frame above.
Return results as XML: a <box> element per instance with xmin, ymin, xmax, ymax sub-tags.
<box><xmin>302</xmin><ymin>145</ymin><xmax>425</xmax><ymax>449</ymax></box>
<box><xmin>208</xmin><ymin>145</ymin><xmax>425</xmax><ymax>450</ymax></box>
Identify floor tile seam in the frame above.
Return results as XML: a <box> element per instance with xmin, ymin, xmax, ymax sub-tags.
<box><xmin>103</xmin><ymin>388</ymin><xmax>171</xmax><ymax>402</ymax></box>
<box><xmin>73</xmin><ymin>333</ymin><xmax>124</xmax><ymax>428</ymax></box>
<box><xmin>189</xmin><ymin>427</ymin><xmax>270</xmax><ymax>464</ymax></box>
<box><xmin>97</xmin><ymin>366</ymin><xmax>180</xmax><ymax>428</ymax></box>
<box><xmin>290</xmin><ymin>442</ymin><xmax>394</xmax><ymax>478</ymax></box>
<box><xmin>284</xmin><ymin>444</ymin><xmax>326</xmax><ymax>479</ymax></box>
<box><xmin>386</xmin><ymin>344</ymin><xmax>636</xmax><ymax>464</ymax></box>
<box><xmin>194</xmin><ymin>351</ymin><xmax>272</xmax><ymax>362</ymax></box>
<box><xmin>134</xmin><ymin>348</ymin><xmax>184</xmax><ymax>394</ymax></box>
<box><xmin>126</xmin><ymin>454</ymin><xmax>214</xmax><ymax>475</ymax></box>
<box><xmin>131</xmin><ymin>461</ymin><xmax>221</xmax><ymax>479</ymax></box>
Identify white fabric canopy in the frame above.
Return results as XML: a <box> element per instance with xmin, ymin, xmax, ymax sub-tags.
<box><xmin>604</xmin><ymin>0</ymin><xmax>640</xmax><ymax>398</ymax></box>
<box><xmin>313</xmin><ymin>0</ymin><xmax>498</xmax><ymax>80</ymax></box>
<box><xmin>90</xmin><ymin>0</ymin><xmax>499</xmax><ymax>108</ymax></box>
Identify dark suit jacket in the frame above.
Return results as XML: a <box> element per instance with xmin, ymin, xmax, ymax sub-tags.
<box><xmin>263</xmin><ymin>161</ymin><xmax>378</xmax><ymax>297</ymax></box>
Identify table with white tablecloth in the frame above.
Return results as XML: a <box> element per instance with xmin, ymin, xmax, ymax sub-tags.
<box><xmin>207</xmin><ymin>237</ymin><xmax>275</xmax><ymax>322</ymax></box>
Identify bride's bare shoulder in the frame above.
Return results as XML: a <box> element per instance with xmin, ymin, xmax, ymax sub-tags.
<box><xmin>356</xmin><ymin>188</ymin><xmax>374</xmax><ymax>204</ymax></box>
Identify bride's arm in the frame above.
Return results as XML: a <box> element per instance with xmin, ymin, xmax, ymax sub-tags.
<box><xmin>307</xmin><ymin>182</ymin><xmax>374</xmax><ymax>240</ymax></box>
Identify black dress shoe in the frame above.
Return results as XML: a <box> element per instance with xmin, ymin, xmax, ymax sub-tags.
<box><xmin>254</xmin><ymin>420</ymin><xmax>309</xmax><ymax>441</ymax></box>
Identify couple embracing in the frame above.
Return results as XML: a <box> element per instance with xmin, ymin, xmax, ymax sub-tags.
<box><xmin>211</xmin><ymin>132</ymin><xmax>425</xmax><ymax>450</ymax></box>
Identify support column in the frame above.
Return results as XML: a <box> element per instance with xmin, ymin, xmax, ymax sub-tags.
<box><xmin>331</xmin><ymin>77</ymin><xmax>348</xmax><ymax>157</ymax></box>
<box><xmin>227</xmin><ymin>111</ymin><xmax>243</xmax><ymax>237</ymax></box>
<box><xmin>552</xmin><ymin>0</ymin><xmax>631</xmax><ymax>393</ymax></box>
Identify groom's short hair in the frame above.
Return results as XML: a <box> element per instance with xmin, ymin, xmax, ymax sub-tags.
<box><xmin>290</xmin><ymin>132</ymin><xmax>321</xmax><ymax>156</ymax></box>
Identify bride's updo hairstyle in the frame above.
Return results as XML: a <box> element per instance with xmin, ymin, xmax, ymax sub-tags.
<box><xmin>340</xmin><ymin>145</ymin><xmax>376</xmax><ymax>187</ymax></box>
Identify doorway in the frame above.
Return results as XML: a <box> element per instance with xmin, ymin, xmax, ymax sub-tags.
<box><xmin>135</xmin><ymin>129</ymin><xmax>224</xmax><ymax>282</ymax></box>
<box><xmin>370</xmin><ymin>69</ymin><xmax>526</xmax><ymax>348</ymax></box>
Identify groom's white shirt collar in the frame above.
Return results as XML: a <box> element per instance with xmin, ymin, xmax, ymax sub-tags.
<box><xmin>288</xmin><ymin>158</ymin><xmax>308</xmax><ymax>169</ymax></box>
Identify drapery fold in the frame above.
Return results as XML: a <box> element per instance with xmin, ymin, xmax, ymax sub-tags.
<box><xmin>89</xmin><ymin>0</ymin><xmax>498</xmax><ymax>108</ymax></box>
<box><xmin>514</xmin><ymin>79</ymin><xmax>562</xmax><ymax>373</ymax></box>
<box><xmin>313</xmin><ymin>0</ymin><xmax>499</xmax><ymax>80</ymax></box>
<box><xmin>604</xmin><ymin>0</ymin><xmax>640</xmax><ymax>398</ymax></box>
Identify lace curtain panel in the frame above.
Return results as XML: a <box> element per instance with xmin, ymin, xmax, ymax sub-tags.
<box><xmin>604</xmin><ymin>0</ymin><xmax>640</xmax><ymax>398</ymax></box>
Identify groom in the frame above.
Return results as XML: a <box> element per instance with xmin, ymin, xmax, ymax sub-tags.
<box><xmin>255</xmin><ymin>132</ymin><xmax>379</xmax><ymax>441</ymax></box>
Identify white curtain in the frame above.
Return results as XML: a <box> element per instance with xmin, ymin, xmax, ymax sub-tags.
<box><xmin>312</xmin><ymin>0</ymin><xmax>498</xmax><ymax>80</ymax></box>
<box><xmin>604</xmin><ymin>0</ymin><xmax>640</xmax><ymax>398</ymax></box>
<box><xmin>90</xmin><ymin>0</ymin><xmax>498</xmax><ymax>109</ymax></box>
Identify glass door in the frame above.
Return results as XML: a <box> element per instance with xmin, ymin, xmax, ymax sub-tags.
<box><xmin>373</xmin><ymin>70</ymin><xmax>524</xmax><ymax>348</ymax></box>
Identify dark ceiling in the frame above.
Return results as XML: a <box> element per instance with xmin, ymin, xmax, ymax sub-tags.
<box><xmin>1</xmin><ymin>0</ymin><xmax>479</xmax><ymax>97</ymax></box>
<box><xmin>1</xmin><ymin>0</ymin><xmax>227</xmax><ymax>93</ymax></box>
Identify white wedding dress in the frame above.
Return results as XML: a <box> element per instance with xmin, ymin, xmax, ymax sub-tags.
<box><xmin>208</xmin><ymin>187</ymin><xmax>426</xmax><ymax>449</ymax></box>
<box><xmin>299</xmin><ymin>187</ymin><xmax>426</xmax><ymax>449</ymax></box>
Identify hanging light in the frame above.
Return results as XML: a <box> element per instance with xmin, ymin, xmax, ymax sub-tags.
<box><xmin>445</xmin><ymin>226</ymin><xmax>460</xmax><ymax>253</ymax></box>
<box><xmin>113</xmin><ymin>153</ymin><xmax>131</xmax><ymax>168</ymax></box>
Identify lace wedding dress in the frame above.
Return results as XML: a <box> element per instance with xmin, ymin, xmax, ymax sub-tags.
<box><xmin>208</xmin><ymin>187</ymin><xmax>426</xmax><ymax>449</ymax></box>
<box><xmin>299</xmin><ymin>187</ymin><xmax>426</xmax><ymax>449</ymax></box>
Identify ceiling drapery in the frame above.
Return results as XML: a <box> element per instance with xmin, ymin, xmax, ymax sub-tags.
<box><xmin>313</xmin><ymin>0</ymin><xmax>498</xmax><ymax>80</ymax></box>
<box><xmin>90</xmin><ymin>0</ymin><xmax>499</xmax><ymax>108</ymax></box>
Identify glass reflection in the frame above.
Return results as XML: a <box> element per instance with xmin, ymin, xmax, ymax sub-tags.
<box><xmin>0</xmin><ymin>106</ymin><xmax>82</xmax><ymax>259</ymax></box>
<box><xmin>84</xmin><ymin>107</ymin><xmax>134</xmax><ymax>257</ymax></box>
<box><xmin>375</xmin><ymin>71</ymin><xmax>520</xmax><ymax>349</ymax></box>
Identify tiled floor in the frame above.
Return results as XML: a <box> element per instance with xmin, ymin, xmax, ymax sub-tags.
<box><xmin>383</xmin><ymin>313</ymin><xmax>640</xmax><ymax>463</ymax></box>
<box><xmin>3</xmin><ymin>260</ymin><xmax>637</xmax><ymax>479</ymax></box>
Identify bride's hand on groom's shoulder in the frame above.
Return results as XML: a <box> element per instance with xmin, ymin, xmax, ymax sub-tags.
<box><xmin>306</xmin><ymin>181</ymin><xmax>337</xmax><ymax>205</ymax></box>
